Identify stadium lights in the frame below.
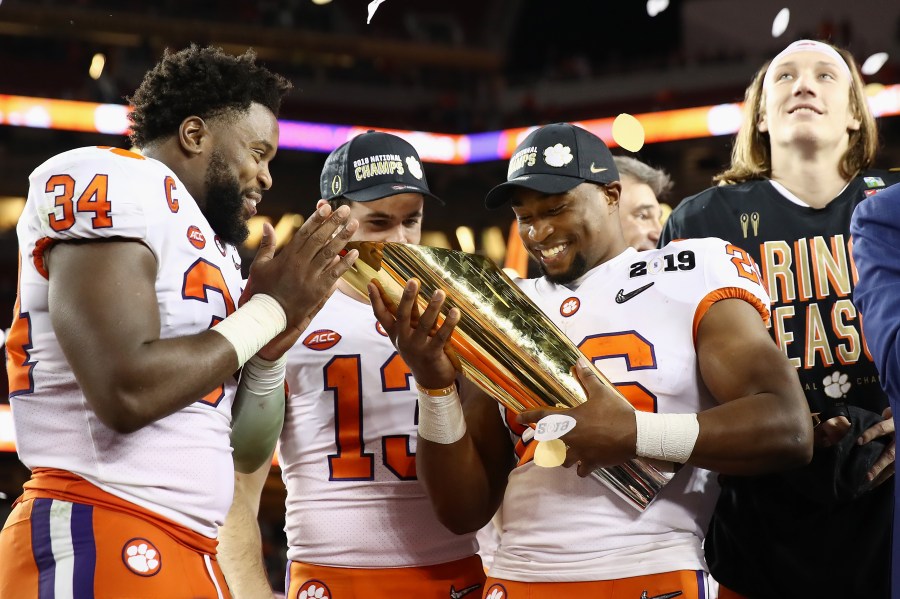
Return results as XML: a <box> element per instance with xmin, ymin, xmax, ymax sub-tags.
<box><xmin>0</xmin><ymin>197</ymin><xmax>25</xmax><ymax>230</ymax></box>
<box><xmin>455</xmin><ymin>226</ymin><xmax>476</xmax><ymax>254</ymax></box>
<box><xmin>3</xmin><ymin>90</ymin><xmax>900</xmax><ymax>164</ymax></box>
<box><xmin>244</xmin><ymin>216</ymin><xmax>271</xmax><ymax>249</ymax></box>
<box><xmin>273</xmin><ymin>213</ymin><xmax>305</xmax><ymax>249</ymax></box>
<box><xmin>481</xmin><ymin>227</ymin><xmax>508</xmax><ymax>265</ymax></box>
<box><xmin>420</xmin><ymin>231</ymin><xmax>452</xmax><ymax>249</ymax></box>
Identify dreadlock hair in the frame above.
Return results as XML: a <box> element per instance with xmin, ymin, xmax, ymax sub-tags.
<box><xmin>127</xmin><ymin>45</ymin><xmax>292</xmax><ymax>148</ymax></box>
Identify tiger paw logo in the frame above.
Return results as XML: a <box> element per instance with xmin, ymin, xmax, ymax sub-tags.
<box><xmin>823</xmin><ymin>371</ymin><xmax>851</xmax><ymax>399</ymax></box>
<box><xmin>297</xmin><ymin>580</ymin><xmax>331</xmax><ymax>599</ymax></box>
<box><xmin>543</xmin><ymin>143</ymin><xmax>573</xmax><ymax>167</ymax></box>
<box><xmin>560</xmin><ymin>296</ymin><xmax>580</xmax><ymax>317</ymax></box>
<box><xmin>485</xmin><ymin>584</ymin><xmax>507</xmax><ymax>599</ymax></box>
<box><xmin>121</xmin><ymin>538</ymin><xmax>161</xmax><ymax>576</ymax></box>
<box><xmin>406</xmin><ymin>156</ymin><xmax>424</xmax><ymax>179</ymax></box>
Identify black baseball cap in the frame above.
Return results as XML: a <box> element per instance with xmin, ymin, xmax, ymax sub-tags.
<box><xmin>320</xmin><ymin>131</ymin><xmax>442</xmax><ymax>204</ymax></box>
<box><xmin>484</xmin><ymin>123</ymin><xmax>619</xmax><ymax>209</ymax></box>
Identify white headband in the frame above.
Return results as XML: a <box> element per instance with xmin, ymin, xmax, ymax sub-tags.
<box><xmin>763</xmin><ymin>40</ymin><xmax>852</xmax><ymax>89</ymax></box>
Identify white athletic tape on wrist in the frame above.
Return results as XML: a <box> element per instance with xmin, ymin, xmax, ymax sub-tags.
<box><xmin>417</xmin><ymin>387</ymin><xmax>466</xmax><ymax>444</ymax></box>
<box><xmin>634</xmin><ymin>411</ymin><xmax>700</xmax><ymax>464</ymax></box>
<box><xmin>211</xmin><ymin>294</ymin><xmax>287</xmax><ymax>367</ymax></box>
<box><xmin>240</xmin><ymin>354</ymin><xmax>287</xmax><ymax>395</ymax></box>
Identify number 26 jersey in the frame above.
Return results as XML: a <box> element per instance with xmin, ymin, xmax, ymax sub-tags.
<box><xmin>494</xmin><ymin>237</ymin><xmax>771</xmax><ymax>581</ymax></box>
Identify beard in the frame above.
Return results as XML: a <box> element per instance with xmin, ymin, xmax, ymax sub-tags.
<box><xmin>201</xmin><ymin>150</ymin><xmax>250</xmax><ymax>246</ymax></box>
<box><xmin>540</xmin><ymin>252</ymin><xmax>588</xmax><ymax>285</ymax></box>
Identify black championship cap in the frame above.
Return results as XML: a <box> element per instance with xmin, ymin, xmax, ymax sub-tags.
<box><xmin>320</xmin><ymin>131</ymin><xmax>442</xmax><ymax>203</ymax></box>
<box><xmin>484</xmin><ymin>122</ymin><xmax>619</xmax><ymax>209</ymax></box>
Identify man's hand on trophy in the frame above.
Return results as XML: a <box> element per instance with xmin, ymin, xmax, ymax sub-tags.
<box><xmin>518</xmin><ymin>359</ymin><xmax>638</xmax><ymax>477</ymax></box>
<box><xmin>369</xmin><ymin>278</ymin><xmax>461</xmax><ymax>390</ymax></box>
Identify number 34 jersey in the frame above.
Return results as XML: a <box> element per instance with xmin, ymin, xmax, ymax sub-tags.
<box><xmin>8</xmin><ymin>147</ymin><xmax>244</xmax><ymax>537</ymax></box>
<box><xmin>278</xmin><ymin>289</ymin><xmax>477</xmax><ymax>567</ymax></box>
<box><xmin>493</xmin><ymin>237</ymin><xmax>771</xmax><ymax>581</ymax></box>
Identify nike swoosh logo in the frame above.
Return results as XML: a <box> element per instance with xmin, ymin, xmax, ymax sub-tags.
<box><xmin>615</xmin><ymin>281</ymin><xmax>654</xmax><ymax>304</ymax></box>
<box><xmin>641</xmin><ymin>592</ymin><xmax>683</xmax><ymax>599</ymax></box>
<box><xmin>450</xmin><ymin>583</ymin><xmax>482</xmax><ymax>599</ymax></box>
<box><xmin>590</xmin><ymin>163</ymin><xmax>607</xmax><ymax>173</ymax></box>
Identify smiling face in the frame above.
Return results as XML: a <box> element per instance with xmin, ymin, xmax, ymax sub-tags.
<box><xmin>511</xmin><ymin>182</ymin><xmax>625</xmax><ymax>284</ymax></box>
<box><xmin>759</xmin><ymin>50</ymin><xmax>860</xmax><ymax>153</ymax></box>
<box><xmin>618</xmin><ymin>174</ymin><xmax>662</xmax><ymax>251</ymax></box>
<box><xmin>201</xmin><ymin>102</ymin><xmax>279</xmax><ymax>244</ymax></box>
<box><xmin>345</xmin><ymin>193</ymin><xmax>425</xmax><ymax>244</ymax></box>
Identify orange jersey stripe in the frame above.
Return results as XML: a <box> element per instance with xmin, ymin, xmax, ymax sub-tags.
<box><xmin>692</xmin><ymin>286</ymin><xmax>770</xmax><ymax>345</ymax></box>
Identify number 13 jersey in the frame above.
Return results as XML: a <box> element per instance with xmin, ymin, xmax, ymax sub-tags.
<box><xmin>8</xmin><ymin>147</ymin><xmax>244</xmax><ymax>537</ymax></box>
<box><xmin>278</xmin><ymin>289</ymin><xmax>477</xmax><ymax>567</ymax></box>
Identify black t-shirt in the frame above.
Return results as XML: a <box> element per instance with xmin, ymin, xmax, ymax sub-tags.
<box><xmin>661</xmin><ymin>171</ymin><xmax>900</xmax><ymax>599</ymax></box>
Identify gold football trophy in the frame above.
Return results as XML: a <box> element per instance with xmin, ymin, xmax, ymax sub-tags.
<box><xmin>341</xmin><ymin>241</ymin><xmax>673</xmax><ymax>510</ymax></box>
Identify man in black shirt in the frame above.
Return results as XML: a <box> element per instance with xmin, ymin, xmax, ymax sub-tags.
<box><xmin>662</xmin><ymin>39</ymin><xmax>897</xmax><ymax>599</ymax></box>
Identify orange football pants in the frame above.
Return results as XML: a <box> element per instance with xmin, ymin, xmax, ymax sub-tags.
<box><xmin>286</xmin><ymin>554</ymin><xmax>486</xmax><ymax>599</ymax></box>
<box><xmin>482</xmin><ymin>569</ymin><xmax>709</xmax><ymax>599</ymax></box>
<box><xmin>0</xmin><ymin>469</ymin><xmax>230</xmax><ymax>599</ymax></box>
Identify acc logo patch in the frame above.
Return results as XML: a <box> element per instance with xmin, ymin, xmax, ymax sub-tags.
<box><xmin>297</xmin><ymin>580</ymin><xmax>331</xmax><ymax>599</ymax></box>
<box><xmin>485</xmin><ymin>584</ymin><xmax>507</xmax><ymax>599</ymax></box>
<box><xmin>375</xmin><ymin>321</ymin><xmax>389</xmax><ymax>337</ymax></box>
<box><xmin>187</xmin><ymin>225</ymin><xmax>206</xmax><ymax>249</ymax></box>
<box><xmin>121</xmin><ymin>538</ymin><xmax>161</xmax><ymax>576</ymax></box>
<box><xmin>303</xmin><ymin>329</ymin><xmax>342</xmax><ymax>350</ymax></box>
<box><xmin>560</xmin><ymin>296</ymin><xmax>580</xmax><ymax>317</ymax></box>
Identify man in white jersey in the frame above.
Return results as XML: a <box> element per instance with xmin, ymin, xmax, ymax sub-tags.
<box><xmin>0</xmin><ymin>46</ymin><xmax>359</xmax><ymax>598</ymax></box>
<box><xmin>219</xmin><ymin>131</ymin><xmax>486</xmax><ymax>598</ymax></box>
<box><xmin>369</xmin><ymin>123</ymin><xmax>814</xmax><ymax>598</ymax></box>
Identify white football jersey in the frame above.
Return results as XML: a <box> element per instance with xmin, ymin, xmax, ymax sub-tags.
<box><xmin>8</xmin><ymin>147</ymin><xmax>244</xmax><ymax>537</ymax></box>
<box><xmin>279</xmin><ymin>289</ymin><xmax>478</xmax><ymax>567</ymax></box>
<box><xmin>491</xmin><ymin>238</ymin><xmax>770</xmax><ymax>581</ymax></box>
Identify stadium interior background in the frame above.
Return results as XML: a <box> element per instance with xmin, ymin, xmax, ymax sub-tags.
<box><xmin>1</xmin><ymin>0</ymin><xmax>899</xmax><ymax>587</ymax></box>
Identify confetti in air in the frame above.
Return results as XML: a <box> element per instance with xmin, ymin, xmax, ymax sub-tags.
<box><xmin>771</xmin><ymin>8</ymin><xmax>790</xmax><ymax>38</ymax></box>
<box><xmin>367</xmin><ymin>0</ymin><xmax>387</xmax><ymax>24</ymax></box>
<box><xmin>534</xmin><ymin>439</ymin><xmax>567</xmax><ymax>468</ymax></box>
<box><xmin>646</xmin><ymin>0</ymin><xmax>669</xmax><ymax>17</ymax></box>
<box><xmin>612</xmin><ymin>114</ymin><xmax>645</xmax><ymax>153</ymax></box>
<box><xmin>861</xmin><ymin>52</ymin><xmax>889</xmax><ymax>76</ymax></box>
